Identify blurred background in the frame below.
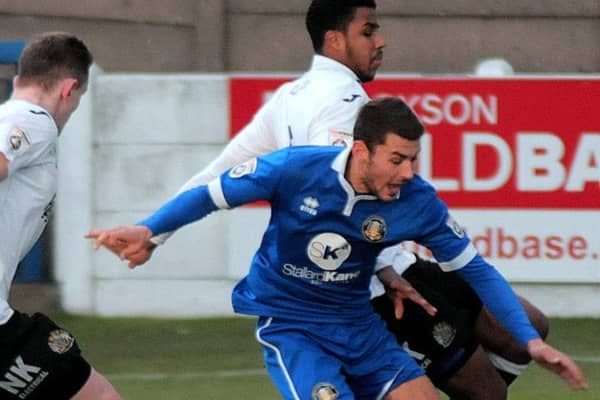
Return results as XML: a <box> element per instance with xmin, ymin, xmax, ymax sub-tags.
<box><xmin>0</xmin><ymin>0</ymin><xmax>598</xmax><ymax>74</ymax></box>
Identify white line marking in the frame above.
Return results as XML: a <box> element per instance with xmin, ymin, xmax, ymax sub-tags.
<box><xmin>106</xmin><ymin>368</ymin><xmax>267</xmax><ymax>381</ymax></box>
<box><xmin>572</xmin><ymin>356</ymin><xmax>600</xmax><ymax>363</ymax></box>
<box><xmin>107</xmin><ymin>355</ymin><xmax>600</xmax><ymax>382</ymax></box>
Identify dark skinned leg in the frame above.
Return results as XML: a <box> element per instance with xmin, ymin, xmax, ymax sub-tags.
<box><xmin>441</xmin><ymin>345</ymin><xmax>507</xmax><ymax>400</ymax></box>
<box><xmin>475</xmin><ymin>295</ymin><xmax>549</xmax><ymax>384</ymax></box>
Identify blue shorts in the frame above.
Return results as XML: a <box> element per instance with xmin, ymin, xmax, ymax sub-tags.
<box><xmin>255</xmin><ymin>314</ymin><xmax>424</xmax><ymax>400</ymax></box>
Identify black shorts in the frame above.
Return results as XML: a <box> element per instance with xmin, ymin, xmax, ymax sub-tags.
<box><xmin>0</xmin><ymin>311</ymin><xmax>91</xmax><ymax>400</ymax></box>
<box><xmin>371</xmin><ymin>255</ymin><xmax>483</xmax><ymax>386</ymax></box>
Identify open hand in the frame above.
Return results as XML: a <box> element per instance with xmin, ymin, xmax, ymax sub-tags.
<box><xmin>528</xmin><ymin>338</ymin><xmax>588</xmax><ymax>390</ymax></box>
<box><xmin>385</xmin><ymin>276</ymin><xmax>438</xmax><ymax>319</ymax></box>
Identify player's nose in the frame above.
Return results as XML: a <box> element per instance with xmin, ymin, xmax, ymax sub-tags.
<box><xmin>375</xmin><ymin>31</ymin><xmax>385</xmax><ymax>49</ymax></box>
<box><xmin>397</xmin><ymin>160</ymin><xmax>414</xmax><ymax>181</ymax></box>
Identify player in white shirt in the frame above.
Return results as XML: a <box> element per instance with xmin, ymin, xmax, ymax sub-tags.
<box><xmin>150</xmin><ymin>33</ymin><xmax>373</xmax><ymax>197</ymax></box>
<box><xmin>147</xmin><ymin>1</ymin><xmax>379</xmax><ymax>247</ymax></box>
<box><xmin>105</xmin><ymin>1</ymin><xmax>550</xmax><ymax>398</ymax></box>
<box><xmin>0</xmin><ymin>32</ymin><xmax>121</xmax><ymax>400</ymax></box>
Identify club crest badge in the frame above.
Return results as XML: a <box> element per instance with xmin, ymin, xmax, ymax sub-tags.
<box><xmin>312</xmin><ymin>382</ymin><xmax>339</xmax><ymax>400</ymax></box>
<box><xmin>432</xmin><ymin>322</ymin><xmax>456</xmax><ymax>348</ymax></box>
<box><xmin>361</xmin><ymin>215</ymin><xmax>387</xmax><ymax>242</ymax></box>
<box><xmin>328</xmin><ymin>129</ymin><xmax>352</xmax><ymax>147</ymax></box>
<box><xmin>48</xmin><ymin>329</ymin><xmax>75</xmax><ymax>354</ymax></box>
<box><xmin>446</xmin><ymin>215</ymin><xmax>465</xmax><ymax>238</ymax></box>
<box><xmin>7</xmin><ymin>125</ymin><xmax>31</xmax><ymax>154</ymax></box>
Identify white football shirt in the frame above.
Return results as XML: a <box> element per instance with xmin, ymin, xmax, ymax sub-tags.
<box><xmin>187</xmin><ymin>54</ymin><xmax>368</xmax><ymax>185</ymax></box>
<box><xmin>152</xmin><ymin>54</ymin><xmax>370</xmax><ymax>244</ymax></box>
<box><xmin>0</xmin><ymin>99</ymin><xmax>58</xmax><ymax>324</ymax></box>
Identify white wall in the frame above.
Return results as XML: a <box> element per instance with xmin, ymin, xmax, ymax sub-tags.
<box><xmin>55</xmin><ymin>68</ymin><xmax>238</xmax><ymax>316</ymax></box>
<box><xmin>54</xmin><ymin>69</ymin><xmax>600</xmax><ymax>317</ymax></box>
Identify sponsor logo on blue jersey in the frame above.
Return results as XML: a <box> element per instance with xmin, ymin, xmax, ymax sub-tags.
<box><xmin>281</xmin><ymin>264</ymin><xmax>360</xmax><ymax>285</ymax></box>
<box><xmin>307</xmin><ymin>233</ymin><xmax>351</xmax><ymax>270</ymax></box>
<box><xmin>300</xmin><ymin>197</ymin><xmax>320</xmax><ymax>216</ymax></box>
<box><xmin>280</xmin><ymin>232</ymin><xmax>360</xmax><ymax>285</ymax></box>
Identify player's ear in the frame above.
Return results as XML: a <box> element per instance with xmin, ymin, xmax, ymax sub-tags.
<box><xmin>324</xmin><ymin>30</ymin><xmax>345</xmax><ymax>53</ymax></box>
<box><xmin>351</xmin><ymin>140</ymin><xmax>370</xmax><ymax>161</ymax></box>
<box><xmin>59</xmin><ymin>78</ymin><xmax>79</xmax><ymax>100</ymax></box>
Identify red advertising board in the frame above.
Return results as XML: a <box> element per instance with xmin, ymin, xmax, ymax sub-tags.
<box><xmin>229</xmin><ymin>75</ymin><xmax>600</xmax><ymax>281</ymax></box>
<box><xmin>230</xmin><ymin>76</ymin><xmax>600</xmax><ymax>209</ymax></box>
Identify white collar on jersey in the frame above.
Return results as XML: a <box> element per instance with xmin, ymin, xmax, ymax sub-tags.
<box><xmin>331</xmin><ymin>148</ymin><xmax>378</xmax><ymax>216</ymax></box>
<box><xmin>9</xmin><ymin>98</ymin><xmax>56</xmax><ymax>126</ymax></box>
<box><xmin>309</xmin><ymin>54</ymin><xmax>362</xmax><ymax>84</ymax></box>
<box><xmin>331</xmin><ymin>147</ymin><xmax>352</xmax><ymax>175</ymax></box>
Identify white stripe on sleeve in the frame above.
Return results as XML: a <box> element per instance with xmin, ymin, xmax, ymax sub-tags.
<box><xmin>438</xmin><ymin>242</ymin><xmax>478</xmax><ymax>272</ymax></box>
<box><xmin>208</xmin><ymin>179</ymin><xmax>230</xmax><ymax>209</ymax></box>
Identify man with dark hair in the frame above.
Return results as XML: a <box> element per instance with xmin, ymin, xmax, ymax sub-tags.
<box><xmin>101</xmin><ymin>0</ymin><xmax>552</xmax><ymax>398</ymax></box>
<box><xmin>305</xmin><ymin>0</ymin><xmax>379</xmax><ymax>83</ymax></box>
<box><xmin>0</xmin><ymin>32</ymin><xmax>122</xmax><ymax>400</ymax></box>
<box><xmin>87</xmin><ymin>96</ymin><xmax>587</xmax><ymax>399</ymax></box>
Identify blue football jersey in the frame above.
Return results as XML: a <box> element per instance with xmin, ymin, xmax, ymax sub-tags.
<box><xmin>141</xmin><ymin>144</ymin><xmax>539</xmax><ymax>344</ymax></box>
<box><xmin>207</xmin><ymin>146</ymin><xmax>475</xmax><ymax>323</ymax></box>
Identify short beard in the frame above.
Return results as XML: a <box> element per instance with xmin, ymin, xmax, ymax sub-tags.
<box><xmin>360</xmin><ymin>159</ymin><xmax>377</xmax><ymax>196</ymax></box>
<box><xmin>357</xmin><ymin>71</ymin><xmax>375</xmax><ymax>83</ymax></box>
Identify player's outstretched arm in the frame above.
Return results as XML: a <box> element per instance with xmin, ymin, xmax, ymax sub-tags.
<box><xmin>457</xmin><ymin>253</ymin><xmax>589</xmax><ymax>391</ymax></box>
<box><xmin>151</xmin><ymin>112</ymin><xmax>277</xmax><ymax>247</ymax></box>
<box><xmin>527</xmin><ymin>338</ymin><xmax>588</xmax><ymax>390</ymax></box>
<box><xmin>86</xmin><ymin>179</ymin><xmax>232</xmax><ymax>267</ymax></box>
<box><xmin>87</xmin><ymin>153</ymin><xmax>277</xmax><ymax>268</ymax></box>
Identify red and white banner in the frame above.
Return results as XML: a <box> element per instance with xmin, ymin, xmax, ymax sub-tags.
<box><xmin>230</xmin><ymin>76</ymin><xmax>600</xmax><ymax>282</ymax></box>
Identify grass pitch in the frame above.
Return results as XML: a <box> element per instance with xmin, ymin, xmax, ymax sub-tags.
<box><xmin>52</xmin><ymin>314</ymin><xmax>598</xmax><ymax>399</ymax></box>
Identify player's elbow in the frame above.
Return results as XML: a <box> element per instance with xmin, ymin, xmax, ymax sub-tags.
<box><xmin>520</xmin><ymin>296</ymin><xmax>549</xmax><ymax>340</ymax></box>
<box><xmin>529</xmin><ymin>308</ymin><xmax>549</xmax><ymax>340</ymax></box>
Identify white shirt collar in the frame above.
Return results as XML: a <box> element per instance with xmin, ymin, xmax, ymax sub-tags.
<box><xmin>331</xmin><ymin>147</ymin><xmax>402</xmax><ymax>203</ymax></box>
<box><xmin>330</xmin><ymin>148</ymin><xmax>378</xmax><ymax>215</ymax></box>
<box><xmin>309</xmin><ymin>54</ymin><xmax>361</xmax><ymax>83</ymax></box>
<box><xmin>331</xmin><ymin>147</ymin><xmax>352</xmax><ymax>175</ymax></box>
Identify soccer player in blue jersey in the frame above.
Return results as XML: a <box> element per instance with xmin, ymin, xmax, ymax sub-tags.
<box><xmin>88</xmin><ymin>97</ymin><xmax>587</xmax><ymax>399</ymax></box>
<box><xmin>108</xmin><ymin>1</ymin><xmax>551</xmax><ymax>397</ymax></box>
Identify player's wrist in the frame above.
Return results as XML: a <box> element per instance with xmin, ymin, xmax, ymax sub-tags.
<box><xmin>527</xmin><ymin>338</ymin><xmax>546</xmax><ymax>353</ymax></box>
